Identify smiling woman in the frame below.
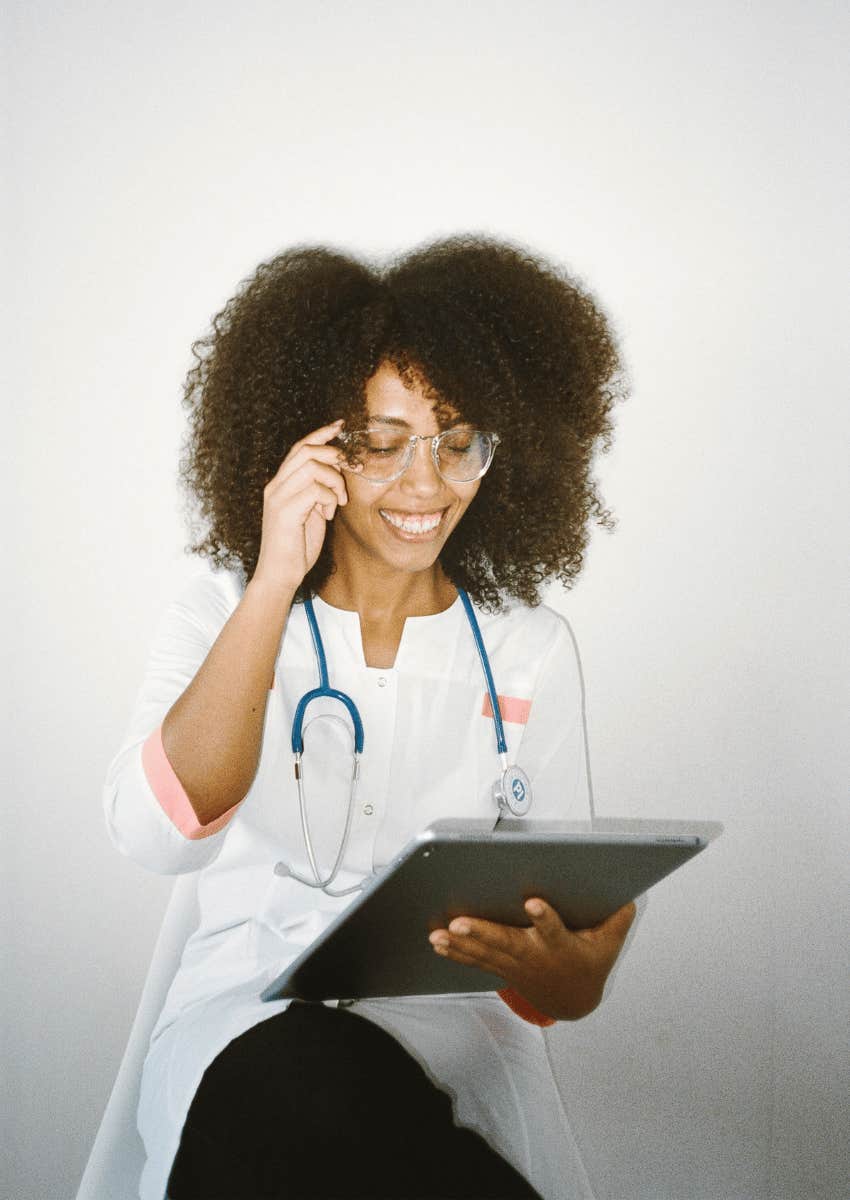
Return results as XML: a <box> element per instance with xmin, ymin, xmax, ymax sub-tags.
<box><xmin>178</xmin><ymin>233</ymin><xmax>626</xmax><ymax>614</ymax></box>
<box><xmin>103</xmin><ymin>233</ymin><xmax>632</xmax><ymax>1200</ymax></box>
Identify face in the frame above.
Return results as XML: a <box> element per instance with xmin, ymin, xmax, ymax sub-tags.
<box><xmin>330</xmin><ymin>362</ymin><xmax>482</xmax><ymax>576</ymax></box>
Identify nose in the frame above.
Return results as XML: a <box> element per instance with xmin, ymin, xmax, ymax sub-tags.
<box><xmin>401</xmin><ymin>434</ymin><xmax>445</xmax><ymax>493</ymax></box>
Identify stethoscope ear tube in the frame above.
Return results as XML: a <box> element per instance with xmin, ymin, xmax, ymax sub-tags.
<box><xmin>456</xmin><ymin>590</ymin><xmax>509</xmax><ymax>756</ymax></box>
<box><xmin>458</xmin><ymin>589</ymin><xmax>533</xmax><ymax>816</ymax></box>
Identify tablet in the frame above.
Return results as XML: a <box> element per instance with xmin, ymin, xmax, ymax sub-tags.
<box><xmin>260</xmin><ymin>817</ymin><xmax>723</xmax><ymax>1003</ymax></box>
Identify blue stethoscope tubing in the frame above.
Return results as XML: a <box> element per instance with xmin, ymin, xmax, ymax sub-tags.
<box><xmin>284</xmin><ymin>587</ymin><xmax>533</xmax><ymax>895</ymax></box>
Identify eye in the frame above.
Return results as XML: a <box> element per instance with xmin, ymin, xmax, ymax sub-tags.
<box><xmin>366</xmin><ymin>433</ymin><xmax>407</xmax><ymax>453</ymax></box>
<box><xmin>339</xmin><ymin>431</ymin><xmax>408</xmax><ymax>462</ymax></box>
<box><xmin>439</xmin><ymin>431</ymin><xmax>486</xmax><ymax>457</ymax></box>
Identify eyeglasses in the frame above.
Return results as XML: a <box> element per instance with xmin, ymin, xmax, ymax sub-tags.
<box><xmin>335</xmin><ymin>428</ymin><xmax>501</xmax><ymax>484</ymax></box>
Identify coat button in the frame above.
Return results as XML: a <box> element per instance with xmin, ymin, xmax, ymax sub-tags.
<box><xmin>377</xmin><ymin>676</ymin><xmax>387</xmax><ymax>687</ymax></box>
<box><xmin>363</xmin><ymin>804</ymin><xmax>374</xmax><ymax>816</ymax></box>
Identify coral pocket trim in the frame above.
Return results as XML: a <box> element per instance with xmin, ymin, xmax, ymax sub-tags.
<box><xmin>482</xmin><ymin>694</ymin><xmax>532</xmax><ymax>724</ymax></box>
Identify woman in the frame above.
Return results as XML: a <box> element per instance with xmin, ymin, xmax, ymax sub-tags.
<box><xmin>103</xmin><ymin>233</ymin><xmax>636</xmax><ymax>1200</ymax></box>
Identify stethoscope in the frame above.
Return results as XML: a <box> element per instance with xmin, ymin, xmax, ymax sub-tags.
<box><xmin>273</xmin><ymin>588</ymin><xmax>533</xmax><ymax>897</ymax></box>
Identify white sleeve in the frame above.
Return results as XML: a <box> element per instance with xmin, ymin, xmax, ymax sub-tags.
<box><xmin>518</xmin><ymin>613</ymin><xmax>593</xmax><ymax>822</ymax></box>
<box><xmin>101</xmin><ymin>570</ymin><xmax>241</xmax><ymax>875</ymax></box>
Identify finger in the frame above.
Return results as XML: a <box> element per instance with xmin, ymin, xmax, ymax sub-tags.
<box><xmin>524</xmin><ymin>898</ymin><xmax>569</xmax><ymax>946</ymax></box>
<box><xmin>284</xmin><ymin>481</ymin><xmax>343</xmax><ymax>527</ymax></box>
<box><xmin>273</xmin><ymin>460</ymin><xmax>348</xmax><ymax>507</ymax></box>
<box><xmin>277</xmin><ymin>458</ymin><xmax>348</xmax><ymax>502</ymax></box>
<box><xmin>267</xmin><ymin>421</ymin><xmax>347</xmax><ymax>484</ymax></box>
<box><xmin>285</xmin><ymin>420</ymin><xmax>347</xmax><ymax>466</ymax></box>
<box><xmin>271</xmin><ymin>446</ymin><xmax>348</xmax><ymax>490</ymax></box>
<box><xmin>300</xmin><ymin>418</ymin><xmax>346</xmax><ymax>444</ymax></box>
<box><xmin>447</xmin><ymin>916</ymin><xmax>526</xmax><ymax>957</ymax></box>
<box><xmin>432</xmin><ymin>939</ymin><xmax>513</xmax><ymax>979</ymax></box>
<box><xmin>439</xmin><ymin>929</ymin><xmax>519</xmax><ymax>977</ymax></box>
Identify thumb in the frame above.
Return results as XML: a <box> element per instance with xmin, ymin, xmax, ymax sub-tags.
<box><xmin>584</xmin><ymin>901</ymin><xmax>637</xmax><ymax>946</ymax></box>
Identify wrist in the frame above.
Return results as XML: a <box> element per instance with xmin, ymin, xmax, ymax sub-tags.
<box><xmin>245</xmin><ymin>574</ymin><xmax>299</xmax><ymax>614</ymax></box>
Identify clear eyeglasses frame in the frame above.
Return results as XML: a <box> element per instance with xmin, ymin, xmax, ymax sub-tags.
<box><xmin>334</xmin><ymin>428</ymin><xmax>502</xmax><ymax>484</ymax></box>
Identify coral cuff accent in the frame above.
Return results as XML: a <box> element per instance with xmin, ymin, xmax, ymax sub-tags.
<box><xmin>497</xmin><ymin>987</ymin><xmax>557</xmax><ymax>1027</ymax></box>
<box><xmin>141</xmin><ymin>724</ymin><xmax>240</xmax><ymax>840</ymax></box>
<box><xmin>482</xmin><ymin>694</ymin><xmax>532</xmax><ymax>724</ymax></box>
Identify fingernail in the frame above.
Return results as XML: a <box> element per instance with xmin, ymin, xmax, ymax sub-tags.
<box><xmin>526</xmin><ymin>900</ymin><xmax>544</xmax><ymax>917</ymax></box>
<box><xmin>430</xmin><ymin>933</ymin><xmax>449</xmax><ymax>948</ymax></box>
<box><xmin>449</xmin><ymin>920</ymin><xmax>470</xmax><ymax>935</ymax></box>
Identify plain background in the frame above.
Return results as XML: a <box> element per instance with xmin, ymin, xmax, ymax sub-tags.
<box><xmin>4</xmin><ymin>2</ymin><xmax>848</xmax><ymax>1198</ymax></box>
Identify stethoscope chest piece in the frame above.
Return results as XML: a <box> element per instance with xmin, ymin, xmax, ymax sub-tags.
<box><xmin>493</xmin><ymin>764</ymin><xmax>532</xmax><ymax>817</ymax></box>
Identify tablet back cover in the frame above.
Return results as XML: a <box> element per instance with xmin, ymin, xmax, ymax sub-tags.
<box><xmin>261</xmin><ymin>819</ymin><xmax>720</xmax><ymax>1002</ymax></box>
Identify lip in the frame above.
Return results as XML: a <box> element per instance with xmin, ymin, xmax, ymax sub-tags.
<box><xmin>378</xmin><ymin>507</ymin><xmax>449</xmax><ymax>541</ymax></box>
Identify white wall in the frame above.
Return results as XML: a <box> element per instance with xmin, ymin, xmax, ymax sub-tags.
<box><xmin>5</xmin><ymin>2</ymin><xmax>848</xmax><ymax>1197</ymax></box>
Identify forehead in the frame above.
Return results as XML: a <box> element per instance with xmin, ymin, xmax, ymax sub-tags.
<box><xmin>364</xmin><ymin>362</ymin><xmax>463</xmax><ymax>429</ymax></box>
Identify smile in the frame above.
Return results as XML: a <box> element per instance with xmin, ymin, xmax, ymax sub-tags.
<box><xmin>379</xmin><ymin>508</ymin><xmax>448</xmax><ymax>538</ymax></box>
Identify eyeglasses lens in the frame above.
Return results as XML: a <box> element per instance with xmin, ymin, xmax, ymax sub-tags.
<box><xmin>339</xmin><ymin>431</ymin><xmax>493</xmax><ymax>482</ymax></box>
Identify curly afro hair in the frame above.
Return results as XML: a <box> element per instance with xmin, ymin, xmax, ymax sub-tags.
<box><xmin>178</xmin><ymin>232</ymin><xmax>628</xmax><ymax>614</ymax></box>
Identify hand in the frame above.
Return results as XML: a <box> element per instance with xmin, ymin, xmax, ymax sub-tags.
<box><xmin>253</xmin><ymin>419</ymin><xmax>357</xmax><ymax>595</ymax></box>
<box><xmin>428</xmin><ymin>898</ymin><xmax>637</xmax><ymax>1021</ymax></box>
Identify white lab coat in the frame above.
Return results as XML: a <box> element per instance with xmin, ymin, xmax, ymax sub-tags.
<box><xmin>103</xmin><ymin>565</ymin><xmax>597</xmax><ymax>1200</ymax></box>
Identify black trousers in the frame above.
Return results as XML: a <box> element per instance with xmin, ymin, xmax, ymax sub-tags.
<box><xmin>167</xmin><ymin>1000</ymin><xmax>543</xmax><ymax>1200</ymax></box>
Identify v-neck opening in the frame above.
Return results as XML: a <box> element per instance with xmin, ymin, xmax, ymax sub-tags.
<box><xmin>310</xmin><ymin>592</ymin><xmax>464</xmax><ymax>671</ymax></box>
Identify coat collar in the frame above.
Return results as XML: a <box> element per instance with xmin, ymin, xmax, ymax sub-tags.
<box><xmin>309</xmin><ymin>592</ymin><xmax>464</xmax><ymax>674</ymax></box>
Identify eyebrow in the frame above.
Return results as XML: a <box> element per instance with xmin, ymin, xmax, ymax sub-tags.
<box><xmin>368</xmin><ymin>415</ymin><xmax>469</xmax><ymax>428</ymax></box>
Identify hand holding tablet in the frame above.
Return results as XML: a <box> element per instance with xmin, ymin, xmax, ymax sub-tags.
<box><xmin>430</xmin><ymin>893</ymin><xmax>638</xmax><ymax>1020</ymax></box>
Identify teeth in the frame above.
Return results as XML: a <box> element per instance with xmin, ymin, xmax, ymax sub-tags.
<box><xmin>380</xmin><ymin>510</ymin><xmax>443</xmax><ymax>533</ymax></box>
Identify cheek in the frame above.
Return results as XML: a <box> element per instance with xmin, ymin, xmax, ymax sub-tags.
<box><xmin>336</xmin><ymin>480</ymin><xmax>394</xmax><ymax>531</ymax></box>
<box><xmin>341</xmin><ymin>474</ymin><xmax>380</xmax><ymax>510</ymax></box>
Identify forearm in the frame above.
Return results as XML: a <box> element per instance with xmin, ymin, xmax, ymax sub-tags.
<box><xmin>160</xmin><ymin>577</ymin><xmax>295</xmax><ymax>825</ymax></box>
